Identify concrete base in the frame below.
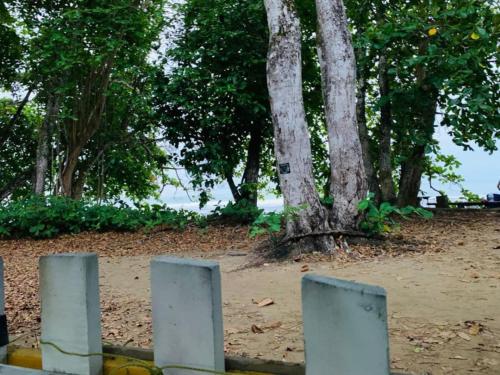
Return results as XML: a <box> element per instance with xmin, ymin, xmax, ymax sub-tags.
<box><xmin>151</xmin><ymin>257</ymin><xmax>225</xmax><ymax>375</ymax></box>
<box><xmin>39</xmin><ymin>254</ymin><xmax>102</xmax><ymax>375</ymax></box>
<box><xmin>0</xmin><ymin>364</ymin><xmax>62</xmax><ymax>375</ymax></box>
<box><xmin>302</xmin><ymin>275</ymin><xmax>390</xmax><ymax>375</ymax></box>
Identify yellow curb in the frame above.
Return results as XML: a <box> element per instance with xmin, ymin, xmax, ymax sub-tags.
<box><xmin>7</xmin><ymin>347</ymin><xmax>267</xmax><ymax>375</ymax></box>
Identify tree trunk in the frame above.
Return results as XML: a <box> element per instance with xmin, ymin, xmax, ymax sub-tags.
<box><xmin>315</xmin><ymin>0</ymin><xmax>368</xmax><ymax>231</ymax></box>
<box><xmin>397</xmin><ymin>145</ymin><xmax>425</xmax><ymax>207</ymax></box>
<box><xmin>34</xmin><ymin>94</ymin><xmax>59</xmax><ymax>195</ymax></box>
<box><xmin>239</xmin><ymin>126</ymin><xmax>263</xmax><ymax>206</ymax></box>
<box><xmin>58</xmin><ymin>58</ymin><xmax>113</xmax><ymax>198</ymax></box>
<box><xmin>60</xmin><ymin>146</ymin><xmax>83</xmax><ymax>198</ymax></box>
<box><xmin>356</xmin><ymin>55</ymin><xmax>381</xmax><ymax>202</ymax></box>
<box><xmin>378</xmin><ymin>53</ymin><xmax>396</xmax><ymax>203</ymax></box>
<box><xmin>397</xmin><ymin>39</ymin><xmax>438</xmax><ymax>207</ymax></box>
<box><xmin>226</xmin><ymin>173</ymin><xmax>241</xmax><ymax>202</ymax></box>
<box><xmin>265</xmin><ymin>0</ymin><xmax>334</xmax><ymax>252</ymax></box>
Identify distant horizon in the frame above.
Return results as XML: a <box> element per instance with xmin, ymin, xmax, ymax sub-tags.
<box><xmin>157</xmin><ymin>127</ymin><xmax>499</xmax><ymax>213</ymax></box>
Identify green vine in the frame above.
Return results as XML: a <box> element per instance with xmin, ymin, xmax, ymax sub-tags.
<box><xmin>38</xmin><ymin>340</ymin><xmax>229</xmax><ymax>375</ymax></box>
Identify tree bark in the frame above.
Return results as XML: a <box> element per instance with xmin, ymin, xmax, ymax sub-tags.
<box><xmin>377</xmin><ymin>53</ymin><xmax>396</xmax><ymax>203</ymax></box>
<box><xmin>397</xmin><ymin>145</ymin><xmax>425</xmax><ymax>207</ymax></box>
<box><xmin>265</xmin><ymin>0</ymin><xmax>334</xmax><ymax>252</ymax></box>
<box><xmin>356</xmin><ymin>53</ymin><xmax>381</xmax><ymax>202</ymax></box>
<box><xmin>315</xmin><ymin>0</ymin><xmax>368</xmax><ymax>231</ymax></box>
<box><xmin>34</xmin><ymin>93</ymin><xmax>59</xmax><ymax>195</ymax></box>
<box><xmin>239</xmin><ymin>126</ymin><xmax>262</xmax><ymax>206</ymax></box>
<box><xmin>59</xmin><ymin>58</ymin><xmax>113</xmax><ymax>198</ymax></box>
<box><xmin>397</xmin><ymin>39</ymin><xmax>438</xmax><ymax>207</ymax></box>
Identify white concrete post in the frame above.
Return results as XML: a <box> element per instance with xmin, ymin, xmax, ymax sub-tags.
<box><xmin>302</xmin><ymin>274</ymin><xmax>390</xmax><ymax>375</ymax></box>
<box><xmin>151</xmin><ymin>257</ymin><xmax>225</xmax><ymax>375</ymax></box>
<box><xmin>0</xmin><ymin>258</ymin><xmax>7</xmax><ymax>363</ymax></box>
<box><xmin>39</xmin><ymin>253</ymin><xmax>102</xmax><ymax>375</ymax></box>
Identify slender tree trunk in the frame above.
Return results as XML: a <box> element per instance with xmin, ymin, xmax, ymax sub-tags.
<box><xmin>226</xmin><ymin>173</ymin><xmax>241</xmax><ymax>202</ymax></box>
<box><xmin>239</xmin><ymin>126</ymin><xmax>263</xmax><ymax>206</ymax></box>
<box><xmin>265</xmin><ymin>0</ymin><xmax>334</xmax><ymax>252</ymax></box>
<box><xmin>397</xmin><ymin>39</ymin><xmax>437</xmax><ymax>207</ymax></box>
<box><xmin>60</xmin><ymin>146</ymin><xmax>83</xmax><ymax>198</ymax></box>
<box><xmin>34</xmin><ymin>94</ymin><xmax>59</xmax><ymax>195</ymax></box>
<box><xmin>315</xmin><ymin>0</ymin><xmax>367</xmax><ymax>231</ymax></box>
<box><xmin>397</xmin><ymin>145</ymin><xmax>425</xmax><ymax>207</ymax></box>
<box><xmin>356</xmin><ymin>56</ymin><xmax>381</xmax><ymax>202</ymax></box>
<box><xmin>378</xmin><ymin>53</ymin><xmax>396</xmax><ymax>203</ymax></box>
<box><xmin>58</xmin><ymin>59</ymin><xmax>113</xmax><ymax>198</ymax></box>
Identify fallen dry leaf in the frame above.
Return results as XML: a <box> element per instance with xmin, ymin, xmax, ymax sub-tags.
<box><xmin>257</xmin><ymin>298</ymin><xmax>274</xmax><ymax>307</ymax></box>
<box><xmin>251</xmin><ymin>324</ymin><xmax>264</xmax><ymax>334</ymax></box>
<box><xmin>300</xmin><ymin>264</ymin><xmax>309</xmax><ymax>272</ymax></box>
<box><xmin>468</xmin><ymin>323</ymin><xmax>481</xmax><ymax>336</ymax></box>
<box><xmin>457</xmin><ymin>332</ymin><xmax>471</xmax><ymax>341</ymax></box>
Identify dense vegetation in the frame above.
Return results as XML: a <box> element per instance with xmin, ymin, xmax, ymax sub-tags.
<box><xmin>0</xmin><ymin>0</ymin><xmax>497</xmax><ymax>242</ymax></box>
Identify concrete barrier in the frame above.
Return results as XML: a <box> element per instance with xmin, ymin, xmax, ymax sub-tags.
<box><xmin>39</xmin><ymin>253</ymin><xmax>102</xmax><ymax>375</ymax></box>
<box><xmin>151</xmin><ymin>256</ymin><xmax>225</xmax><ymax>375</ymax></box>
<box><xmin>302</xmin><ymin>274</ymin><xmax>390</xmax><ymax>375</ymax></box>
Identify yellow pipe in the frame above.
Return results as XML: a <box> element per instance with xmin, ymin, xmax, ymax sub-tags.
<box><xmin>7</xmin><ymin>347</ymin><xmax>266</xmax><ymax>375</ymax></box>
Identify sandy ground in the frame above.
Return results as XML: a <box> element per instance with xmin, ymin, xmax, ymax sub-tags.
<box><xmin>3</xmin><ymin>210</ymin><xmax>500</xmax><ymax>374</ymax></box>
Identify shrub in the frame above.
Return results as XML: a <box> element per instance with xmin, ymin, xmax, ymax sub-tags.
<box><xmin>0</xmin><ymin>195</ymin><xmax>203</xmax><ymax>239</ymax></box>
<box><xmin>358</xmin><ymin>193</ymin><xmax>433</xmax><ymax>236</ymax></box>
<box><xmin>249</xmin><ymin>205</ymin><xmax>305</xmax><ymax>245</ymax></box>
<box><xmin>209</xmin><ymin>199</ymin><xmax>263</xmax><ymax>224</ymax></box>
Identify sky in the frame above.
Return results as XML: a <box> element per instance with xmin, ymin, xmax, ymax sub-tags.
<box><xmin>425</xmin><ymin>127</ymin><xmax>500</xmax><ymax>198</ymax></box>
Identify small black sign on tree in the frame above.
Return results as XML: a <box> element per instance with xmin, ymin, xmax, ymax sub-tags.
<box><xmin>279</xmin><ymin>163</ymin><xmax>291</xmax><ymax>174</ymax></box>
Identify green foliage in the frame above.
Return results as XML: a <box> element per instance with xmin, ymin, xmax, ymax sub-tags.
<box><xmin>156</xmin><ymin>0</ymin><xmax>272</xmax><ymax>201</ymax></box>
<box><xmin>0</xmin><ymin>2</ymin><xmax>22</xmax><ymax>88</ymax></box>
<box><xmin>460</xmin><ymin>189</ymin><xmax>481</xmax><ymax>202</ymax></box>
<box><xmin>0</xmin><ymin>99</ymin><xmax>41</xmax><ymax>200</ymax></box>
<box><xmin>0</xmin><ymin>196</ymin><xmax>202</xmax><ymax>239</ymax></box>
<box><xmin>358</xmin><ymin>193</ymin><xmax>433</xmax><ymax>235</ymax></box>
<box><xmin>249</xmin><ymin>205</ymin><xmax>305</xmax><ymax>243</ymax></box>
<box><xmin>424</xmin><ymin>153</ymin><xmax>464</xmax><ymax>195</ymax></box>
<box><xmin>209</xmin><ymin>199</ymin><xmax>263</xmax><ymax>224</ymax></box>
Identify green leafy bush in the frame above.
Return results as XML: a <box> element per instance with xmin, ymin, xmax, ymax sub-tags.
<box><xmin>249</xmin><ymin>205</ymin><xmax>305</xmax><ymax>245</ymax></box>
<box><xmin>209</xmin><ymin>199</ymin><xmax>263</xmax><ymax>224</ymax></box>
<box><xmin>0</xmin><ymin>196</ymin><xmax>202</xmax><ymax>239</ymax></box>
<box><xmin>358</xmin><ymin>193</ymin><xmax>433</xmax><ymax>235</ymax></box>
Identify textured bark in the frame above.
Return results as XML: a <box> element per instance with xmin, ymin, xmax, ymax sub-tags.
<box><xmin>356</xmin><ymin>56</ymin><xmax>381</xmax><ymax>202</ymax></box>
<box><xmin>397</xmin><ymin>39</ymin><xmax>438</xmax><ymax>207</ymax></box>
<box><xmin>397</xmin><ymin>145</ymin><xmax>425</xmax><ymax>207</ymax></box>
<box><xmin>315</xmin><ymin>0</ymin><xmax>368</xmax><ymax>231</ymax></box>
<box><xmin>59</xmin><ymin>58</ymin><xmax>113</xmax><ymax>198</ymax></box>
<box><xmin>34</xmin><ymin>94</ymin><xmax>59</xmax><ymax>195</ymax></box>
<box><xmin>377</xmin><ymin>53</ymin><xmax>396</xmax><ymax>203</ymax></box>
<box><xmin>265</xmin><ymin>0</ymin><xmax>334</xmax><ymax>252</ymax></box>
<box><xmin>239</xmin><ymin>126</ymin><xmax>263</xmax><ymax>206</ymax></box>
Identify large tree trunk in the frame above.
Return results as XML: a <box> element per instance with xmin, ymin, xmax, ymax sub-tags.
<box><xmin>355</xmin><ymin>52</ymin><xmax>381</xmax><ymax>202</ymax></box>
<box><xmin>34</xmin><ymin>94</ymin><xmax>59</xmax><ymax>195</ymax></box>
<box><xmin>315</xmin><ymin>0</ymin><xmax>368</xmax><ymax>231</ymax></box>
<box><xmin>377</xmin><ymin>53</ymin><xmax>396</xmax><ymax>203</ymax></box>
<box><xmin>265</xmin><ymin>0</ymin><xmax>333</xmax><ymax>252</ymax></box>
